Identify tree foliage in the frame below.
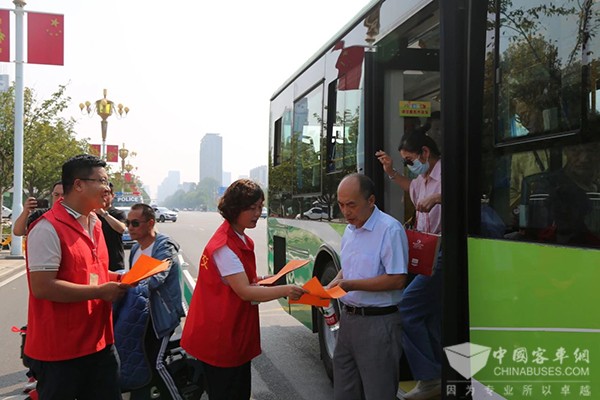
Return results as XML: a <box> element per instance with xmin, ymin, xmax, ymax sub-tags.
<box><xmin>0</xmin><ymin>84</ymin><xmax>90</xmax><ymax>205</ymax></box>
<box><xmin>163</xmin><ymin>178</ymin><xmax>221</xmax><ymax>210</ymax></box>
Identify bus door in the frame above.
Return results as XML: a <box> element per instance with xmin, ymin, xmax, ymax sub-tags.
<box><xmin>370</xmin><ymin>2</ymin><xmax>440</xmax><ymax>225</ymax></box>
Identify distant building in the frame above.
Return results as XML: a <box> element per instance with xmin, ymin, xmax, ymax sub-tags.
<box><xmin>199</xmin><ymin>133</ymin><xmax>223</xmax><ymax>186</ymax></box>
<box><xmin>249</xmin><ymin>165</ymin><xmax>267</xmax><ymax>187</ymax></box>
<box><xmin>157</xmin><ymin>170</ymin><xmax>181</xmax><ymax>203</ymax></box>
<box><xmin>222</xmin><ymin>171</ymin><xmax>231</xmax><ymax>187</ymax></box>
<box><xmin>180</xmin><ymin>181</ymin><xmax>195</xmax><ymax>193</ymax></box>
<box><xmin>142</xmin><ymin>184</ymin><xmax>152</xmax><ymax>199</ymax></box>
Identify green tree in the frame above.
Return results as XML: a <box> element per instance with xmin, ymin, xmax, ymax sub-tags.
<box><xmin>0</xmin><ymin>88</ymin><xmax>16</xmax><ymax>204</ymax></box>
<box><xmin>22</xmin><ymin>85</ymin><xmax>89</xmax><ymax>198</ymax></box>
<box><xmin>1</xmin><ymin>84</ymin><xmax>90</xmax><ymax>207</ymax></box>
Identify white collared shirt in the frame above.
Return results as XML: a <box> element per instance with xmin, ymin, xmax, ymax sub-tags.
<box><xmin>27</xmin><ymin>203</ymin><xmax>98</xmax><ymax>272</ymax></box>
<box><xmin>340</xmin><ymin>206</ymin><xmax>408</xmax><ymax>307</ymax></box>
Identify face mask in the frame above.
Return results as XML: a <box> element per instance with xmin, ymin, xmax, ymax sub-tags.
<box><xmin>408</xmin><ymin>158</ymin><xmax>429</xmax><ymax>175</ymax></box>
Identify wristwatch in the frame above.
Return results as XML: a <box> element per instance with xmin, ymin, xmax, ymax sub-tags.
<box><xmin>388</xmin><ymin>169</ymin><xmax>398</xmax><ymax>180</ymax></box>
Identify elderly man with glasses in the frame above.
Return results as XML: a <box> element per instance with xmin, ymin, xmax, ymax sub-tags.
<box><xmin>116</xmin><ymin>203</ymin><xmax>185</xmax><ymax>399</ymax></box>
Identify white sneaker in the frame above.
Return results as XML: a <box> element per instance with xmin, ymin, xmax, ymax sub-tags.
<box><xmin>402</xmin><ymin>379</ymin><xmax>441</xmax><ymax>400</ymax></box>
<box><xmin>23</xmin><ymin>377</ymin><xmax>37</xmax><ymax>393</ymax></box>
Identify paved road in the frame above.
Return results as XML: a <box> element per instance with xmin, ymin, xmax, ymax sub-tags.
<box><xmin>0</xmin><ymin>211</ymin><xmax>334</xmax><ymax>400</ymax></box>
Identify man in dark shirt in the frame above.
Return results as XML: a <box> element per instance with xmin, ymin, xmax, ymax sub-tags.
<box><xmin>96</xmin><ymin>183</ymin><xmax>127</xmax><ymax>271</ymax></box>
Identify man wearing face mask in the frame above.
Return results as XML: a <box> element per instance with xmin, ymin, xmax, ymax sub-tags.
<box><xmin>376</xmin><ymin>128</ymin><xmax>443</xmax><ymax>400</ymax></box>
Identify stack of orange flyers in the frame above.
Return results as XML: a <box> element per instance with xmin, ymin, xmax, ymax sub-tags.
<box><xmin>290</xmin><ymin>276</ymin><xmax>347</xmax><ymax>307</ymax></box>
<box><xmin>257</xmin><ymin>259</ymin><xmax>310</xmax><ymax>285</ymax></box>
<box><xmin>121</xmin><ymin>254</ymin><xmax>170</xmax><ymax>285</ymax></box>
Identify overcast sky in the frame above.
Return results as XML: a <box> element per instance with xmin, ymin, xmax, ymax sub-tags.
<box><xmin>1</xmin><ymin>0</ymin><xmax>370</xmax><ymax>198</ymax></box>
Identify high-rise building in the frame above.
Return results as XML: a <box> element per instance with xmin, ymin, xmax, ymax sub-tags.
<box><xmin>249</xmin><ymin>165</ymin><xmax>267</xmax><ymax>187</ymax></box>
<box><xmin>222</xmin><ymin>171</ymin><xmax>232</xmax><ymax>187</ymax></box>
<box><xmin>157</xmin><ymin>170</ymin><xmax>181</xmax><ymax>203</ymax></box>
<box><xmin>199</xmin><ymin>133</ymin><xmax>223</xmax><ymax>186</ymax></box>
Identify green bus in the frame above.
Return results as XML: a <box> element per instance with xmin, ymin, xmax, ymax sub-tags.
<box><xmin>268</xmin><ymin>0</ymin><xmax>600</xmax><ymax>398</ymax></box>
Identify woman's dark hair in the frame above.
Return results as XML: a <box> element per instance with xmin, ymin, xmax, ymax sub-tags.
<box><xmin>398</xmin><ymin>129</ymin><xmax>441</xmax><ymax>157</ymax></box>
<box><xmin>218</xmin><ymin>179</ymin><xmax>264</xmax><ymax>223</ymax></box>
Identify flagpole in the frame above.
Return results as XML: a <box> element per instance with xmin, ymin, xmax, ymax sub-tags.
<box><xmin>10</xmin><ymin>0</ymin><xmax>25</xmax><ymax>257</ymax></box>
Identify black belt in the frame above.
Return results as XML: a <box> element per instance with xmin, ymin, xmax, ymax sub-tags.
<box><xmin>343</xmin><ymin>304</ymin><xmax>398</xmax><ymax>316</ymax></box>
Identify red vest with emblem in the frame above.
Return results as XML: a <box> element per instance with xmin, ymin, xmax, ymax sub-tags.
<box><xmin>25</xmin><ymin>200</ymin><xmax>113</xmax><ymax>361</ymax></box>
<box><xmin>181</xmin><ymin>220</ymin><xmax>260</xmax><ymax>367</ymax></box>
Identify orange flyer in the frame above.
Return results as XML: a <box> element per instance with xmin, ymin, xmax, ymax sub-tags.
<box><xmin>258</xmin><ymin>259</ymin><xmax>310</xmax><ymax>285</ymax></box>
<box><xmin>289</xmin><ymin>276</ymin><xmax>347</xmax><ymax>307</ymax></box>
<box><xmin>121</xmin><ymin>254</ymin><xmax>169</xmax><ymax>285</ymax></box>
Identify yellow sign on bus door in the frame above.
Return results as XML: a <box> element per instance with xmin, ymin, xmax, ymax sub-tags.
<box><xmin>399</xmin><ymin>101</ymin><xmax>431</xmax><ymax>117</ymax></box>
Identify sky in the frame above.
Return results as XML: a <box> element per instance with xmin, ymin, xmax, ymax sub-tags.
<box><xmin>1</xmin><ymin>0</ymin><xmax>371</xmax><ymax>198</ymax></box>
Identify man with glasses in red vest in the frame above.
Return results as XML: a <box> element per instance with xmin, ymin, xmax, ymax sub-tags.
<box><xmin>25</xmin><ymin>154</ymin><xmax>130</xmax><ymax>400</ymax></box>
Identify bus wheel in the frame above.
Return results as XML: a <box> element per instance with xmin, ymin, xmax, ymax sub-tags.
<box><xmin>317</xmin><ymin>261</ymin><xmax>339</xmax><ymax>381</ymax></box>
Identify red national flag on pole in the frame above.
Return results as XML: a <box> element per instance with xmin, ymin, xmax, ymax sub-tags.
<box><xmin>0</xmin><ymin>9</ymin><xmax>10</xmax><ymax>63</ymax></box>
<box><xmin>27</xmin><ymin>12</ymin><xmax>64</xmax><ymax>65</ymax></box>
<box><xmin>89</xmin><ymin>144</ymin><xmax>101</xmax><ymax>157</ymax></box>
<box><xmin>124</xmin><ymin>173</ymin><xmax>132</xmax><ymax>183</ymax></box>
<box><xmin>106</xmin><ymin>145</ymin><xmax>118</xmax><ymax>162</ymax></box>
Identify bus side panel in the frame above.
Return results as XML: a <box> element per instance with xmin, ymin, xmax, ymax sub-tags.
<box><xmin>467</xmin><ymin>238</ymin><xmax>600</xmax><ymax>399</ymax></box>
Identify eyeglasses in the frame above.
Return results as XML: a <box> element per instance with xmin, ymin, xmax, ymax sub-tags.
<box><xmin>79</xmin><ymin>177</ymin><xmax>110</xmax><ymax>187</ymax></box>
<box><xmin>402</xmin><ymin>158</ymin><xmax>414</xmax><ymax>167</ymax></box>
<box><xmin>125</xmin><ymin>219</ymin><xmax>148</xmax><ymax>228</ymax></box>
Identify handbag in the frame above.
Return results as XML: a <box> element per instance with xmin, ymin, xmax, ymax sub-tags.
<box><xmin>405</xmin><ymin>214</ymin><xmax>441</xmax><ymax>276</ymax></box>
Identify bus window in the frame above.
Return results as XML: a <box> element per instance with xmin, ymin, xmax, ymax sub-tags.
<box><xmin>481</xmin><ymin>0</ymin><xmax>600</xmax><ymax>248</ymax></box>
<box><xmin>293</xmin><ymin>85</ymin><xmax>323</xmax><ymax>195</ymax></box>
<box><xmin>273</xmin><ymin>118</ymin><xmax>282</xmax><ymax>166</ymax></box>
<box><xmin>327</xmin><ymin>80</ymin><xmax>360</xmax><ymax>174</ymax></box>
<box><xmin>494</xmin><ymin>0</ymin><xmax>589</xmax><ymax>142</ymax></box>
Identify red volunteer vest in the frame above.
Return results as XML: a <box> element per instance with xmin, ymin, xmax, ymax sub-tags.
<box><xmin>25</xmin><ymin>200</ymin><xmax>114</xmax><ymax>361</ymax></box>
<box><xmin>181</xmin><ymin>221</ymin><xmax>260</xmax><ymax>367</ymax></box>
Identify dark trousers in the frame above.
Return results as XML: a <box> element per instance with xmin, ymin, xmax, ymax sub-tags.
<box><xmin>29</xmin><ymin>345</ymin><xmax>122</xmax><ymax>400</ymax></box>
<box><xmin>400</xmin><ymin>255</ymin><xmax>443</xmax><ymax>380</ymax></box>
<box><xmin>130</xmin><ymin>327</ymin><xmax>182</xmax><ymax>400</ymax></box>
<box><xmin>333</xmin><ymin>310</ymin><xmax>403</xmax><ymax>400</ymax></box>
<box><xmin>203</xmin><ymin>361</ymin><xmax>251</xmax><ymax>400</ymax></box>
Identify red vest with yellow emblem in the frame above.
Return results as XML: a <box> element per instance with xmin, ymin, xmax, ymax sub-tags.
<box><xmin>181</xmin><ymin>220</ymin><xmax>260</xmax><ymax>367</ymax></box>
<box><xmin>25</xmin><ymin>200</ymin><xmax>114</xmax><ymax>361</ymax></box>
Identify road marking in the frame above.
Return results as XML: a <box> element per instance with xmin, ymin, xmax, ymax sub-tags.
<box><xmin>0</xmin><ymin>269</ymin><xmax>26</xmax><ymax>288</ymax></box>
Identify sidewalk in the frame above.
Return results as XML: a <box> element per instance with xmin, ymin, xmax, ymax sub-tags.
<box><xmin>0</xmin><ymin>248</ymin><xmax>26</xmax><ymax>283</ymax></box>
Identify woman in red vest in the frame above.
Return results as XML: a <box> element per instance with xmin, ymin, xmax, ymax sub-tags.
<box><xmin>181</xmin><ymin>179</ymin><xmax>305</xmax><ymax>400</ymax></box>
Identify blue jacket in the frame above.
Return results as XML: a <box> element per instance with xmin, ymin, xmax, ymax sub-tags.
<box><xmin>113</xmin><ymin>284</ymin><xmax>151</xmax><ymax>390</ymax></box>
<box><xmin>129</xmin><ymin>233</ymin><xmax>185</xmax><ymax>338</ymax></box>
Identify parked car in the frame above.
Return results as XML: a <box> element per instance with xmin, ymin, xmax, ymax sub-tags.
<box><xmin>296</xmin><ymin>207</ymin><xmax>328</xmax><ymax>220</ymax></box>
<box><xmin>261</xmin><ymin>207</ymin><xmax>268</xmax><ymax>218</ymax></box>
<box><xmin>153</xmin><ymin>206</ymin><xmax>178</xmax><ymax>222</ymax></box>
<box><xmin>122</xmin><ymin>229</ymin><xmax>136</xmax><ymax>249</ymax></box>
<box><xmin>111</xmin><ymin>207</ymin><xmax>135</xmax><ymax>248</ymax></box>
<box><xmin>1</xmin><ymin>205</ymin><xmax>12</xmax><ymax>219</ymax></box>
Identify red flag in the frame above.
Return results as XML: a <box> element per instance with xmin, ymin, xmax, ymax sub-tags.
<box><xmin>0</xmin><ymin>9</ymin><xmax>10</xmax><ymax>63</ymax></box>
<box><xmin>106</xmin><ymin>145</ymin><xmax>118</xmax><ymax>162</ymax></box>
<box><xmin>333</xmin><ymin>43</ymin><xmax>364</xmax><ymax>91</ymax></box>
<box><xmin>124</xmin><ymin>173</ymin><xmax>132</xmax><ymax>182</ymax></box>
<box><xmin>89</xmin><ymin>144</ymin><xmax>101</xmax><ymax>157</ymax></box>
<box><xmin>27</xmin><ymin>12</ymin><xmax>64</xmax><ymax>65</ymax></box>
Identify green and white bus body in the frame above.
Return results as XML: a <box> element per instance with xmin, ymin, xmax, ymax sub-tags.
<box><xmin>268</xmin><ymin>0</ymin><xmax>600</xmax><ymax>397</ymax></box>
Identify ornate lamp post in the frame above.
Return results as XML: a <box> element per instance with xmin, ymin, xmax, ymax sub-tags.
<box><xmin>79</xmin><ymin>89</ymin><xmax>129</xmax><ymax>159</ymax></box>
<box><xmin>119</xmin><ymin>144</ymin><xmax>129</xmax><ymax>191</ymax></box>
<box><xmin>124</xmin><ymin>163</ymin><xmax>134</xmax><ymax>192</ymax></box>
